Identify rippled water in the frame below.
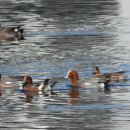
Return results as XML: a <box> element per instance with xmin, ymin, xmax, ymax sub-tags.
<box><xmin>0</xmin><ymin>0</ymin><xmax>130</xmax><ymax>129</ymax></box>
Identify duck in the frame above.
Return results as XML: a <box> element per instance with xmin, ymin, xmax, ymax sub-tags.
<box><xmin>0</xmin><ymin>73</ymin><xmax>24</xmax><ymax>88</ymax></box>
<box><xmin>0</xmin><ymin>25</ymin><xmax>24</xmax><ymax>40</ymax></box>
<box><xmin>66</xmin><ymin>70</ymin><xmax>110</xmax><ymax>91</ymax></box>
<box><xmin>0</xmin><ymin>74</ymin><xmax>57</xmax><ymax>93</ymax></box>
<box><xmin>20</xmin><ymin>75</ymin><xmax>57</xmax><ymax>93</ymax></box>
<box><xmin>92</xmin><ymin>66</ymin><xmax>127</xmax><ymax>82</ymax></box>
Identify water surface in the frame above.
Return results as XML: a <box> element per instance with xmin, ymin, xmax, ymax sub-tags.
<box><xmin>0</xmin><ymin>0</ymin><xmax>130</xmax><ymax>129</ymax></box>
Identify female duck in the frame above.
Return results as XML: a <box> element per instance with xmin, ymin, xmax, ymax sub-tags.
<box><xmin>92</xmin><ymin>66</ymin><xmax>127</xmax><ymax>82</ymax></box>
<box><xmin>66</xmin><ymin>70</ymin><xmax>110</xmax><ymax>91</ymax></box>
<box><xmin>0</xmin><ymin>25</ymin><xmax>24</xmax><ymax>40</ymax></box>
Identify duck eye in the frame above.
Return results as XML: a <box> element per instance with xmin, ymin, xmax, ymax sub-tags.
<box><xmin>69</xmin><ymin>72</ymin><xmax>72</xmax><ymax>76</ymax></box>
<box><xmin>68</xmin><ymin>72</ymin><xmax>73</xmax><ymax>77</ymax></box>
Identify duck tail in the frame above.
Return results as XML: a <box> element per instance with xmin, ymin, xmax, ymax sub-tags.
<box><xmin>43</xmin><ymin>78</ymin><xmax>50</xmax><ymax>86</ymax></box>
<box><xmin>118</xmin><ymin>70</ymin><xmax>126</xmax><ymax>73</ymax></box>
<box><xmin>44</xmin><ymin>78</ymin><xmax>57</xmax><ymax>88</ymax></box>
<box><xmin>113</xmin><ymin>71</ymin><xmax>126</xmax><ymax>75</ymax></box>
<box><xmin>50</xmin><ymin>81</ymin><xmax>57</xmax><ymax>88</ymax></box>
<box><xmin>38</xmin><ymin>78</ymin><xmax>57</xmax><ymax>91</ymax></box>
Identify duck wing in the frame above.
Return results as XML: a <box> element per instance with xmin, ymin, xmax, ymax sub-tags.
<box><xmin>101</xmin><ymin>71</ymin><xmax>125</xmax><ymax>77</ymax></box>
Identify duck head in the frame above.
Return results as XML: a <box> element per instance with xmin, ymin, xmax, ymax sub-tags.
<box><xmin>92</xmin><ymin>66</ymin><xmax>101</xmax><ymax>77</ymax></box>
<box><xmin>23</xmin><ymin>75</ymin><xmax>33</xmax><ymax>84</ymax></box>
<box><xmin>66</xmin><ymin>70</ymin><xmax>79</xmax><ymax>85</ymax></box>
<box><xmin>19</xmin><ymin>75</ymin><xmax>33</xmax><ymax>89</ymax></box>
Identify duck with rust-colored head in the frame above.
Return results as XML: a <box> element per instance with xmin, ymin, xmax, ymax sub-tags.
<box><xmin>66</xmin><ymin>70</ymin><xmax>110</xmax><ymax>91</ymax></box>
<box><xmin>92</xmin><ymin>66</ymin><xmax>127</xmax><ymax>82</ymax></box>
<box><xmin>0</xmin><ymin>25</ymin><xmax>24</xmax><ymax>40</ymax></box>
<box><xmin>20</xmin><ymin>75</ymin><xmax>57</xmax><ymax>93</ymax></box>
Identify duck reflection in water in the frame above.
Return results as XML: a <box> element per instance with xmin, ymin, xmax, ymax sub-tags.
<box><xmin>68</xmin><ymin>85</ymin><xmax>79</xmax><ymax>105</ymax></box>
<box><xmin>25</xmin><ymin>90</ymin><xmax>34</xmax><ymax>103</ymax></box>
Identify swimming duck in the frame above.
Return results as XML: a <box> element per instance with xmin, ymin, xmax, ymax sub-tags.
<box><xmin>20</xmin><ymin>75</ymin><xmax>57</xmax><ymax>93</ymax></box>
<box><xmin>66</xmin><ymin>70</ymin><xmax>110</xmax><ymax>91</ymax></box>
<box><xmin>0</xmin><ymin>74</ymin><xmax>57</xmax><ymax>93</ymax></box>
<box><xmin>0</xmin><ymin>73</ymin><xmax>24</xmax><ymax>88</ymax></box>
<box><xmin>0</xmin><ymin>25</ymin><xmax>24</xmax><ymax>40</ymax></box>
<box><xmin>92</xmin><ymin>66</ymin><xmax>127</xmax><ymax>81</ymax></box>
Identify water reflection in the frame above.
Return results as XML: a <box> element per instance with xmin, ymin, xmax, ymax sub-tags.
<box><xmin>68</xmin><ymin>86</ymin><xmax>79</xmax><ymax>105</ymax></box>
<box><xmin>0</xmin><ymin>0</ymin><xmax>119</xmax><ymax>32</ymax></box>
<box><xmin>24</xmin><ymin>90</ymin><xmax>33</xmax><ymax>103</ymax></box>
<box><xmin>0</xmin><ymin>0</ymin><xmax>121</xmax><ymax>75</ymax></box>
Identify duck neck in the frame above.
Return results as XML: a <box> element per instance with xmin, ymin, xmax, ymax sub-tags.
<box><xmin>95</xmin><ymin>73</ymin><xmax>101</xmax><ymax>77</ymax></box>
<box><xmin>70</xmin><ymin>76</ymin><xmax>79</xmax><ymax>86</ymax></box>
<box><xmin>94</xmin><ymin>69</ymin><xmax>101</xmax><ymax>77</ymax></box>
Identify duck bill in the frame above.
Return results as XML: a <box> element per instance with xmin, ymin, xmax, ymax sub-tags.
<box><xmin>64</xmin><ymin>76</ymin><xmax>69</xmax><ymax>79</ymax></box>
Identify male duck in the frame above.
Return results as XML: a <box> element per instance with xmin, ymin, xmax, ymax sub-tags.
<box><xmin>20</xmin><ymin>75</ymin><xmax>57</xmax><ymax>93</ymax></box>
<box><xmin>66</xmin><ymin>70</ymin><xmax>110</xmax><ymax>91</ymax></box>
<box><xmin>92</xmin><ymin>66</ymin><xmax>127</xmax><ymax>81</ymax></box>
<box><xmin>0</xmin><ymin>25</ymin><xmax>24</xmax><ymax>40</ymax></box>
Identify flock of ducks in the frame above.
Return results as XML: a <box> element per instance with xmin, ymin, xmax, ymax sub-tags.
<box><xmin>66</xmin><ymin>66</ymin><xmax>127</xmax><ymax>92</ymax></box>
<box><xmin>0</xmin><ymin>66</ymin><xmax>127</xmax><ymax>95</ymax></box>
<box><xmin>0</xmin><ymin>25</ymin><xmax>127</xmax><ymax>96</ymax></box>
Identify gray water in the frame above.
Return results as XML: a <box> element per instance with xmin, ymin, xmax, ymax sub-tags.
<box><xmin>0</xmin><ymin>0</ymin><xmax>130</xmax><ymax>129</ymax></box>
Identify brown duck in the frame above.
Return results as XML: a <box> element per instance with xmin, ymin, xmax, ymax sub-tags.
<box><xmin>21</xmin><ymin>75</ymin><xmax>57</xmax><ymax>93</ymax></box>
<box><xmin>0</xmin><ymin>25</ymin><xmax>24</xmax><ymax>40</ymax></box>
<box><xmin>92</xmin><ymin>66</ymin><xmax>127</xmax><ymax>81</ymax></box>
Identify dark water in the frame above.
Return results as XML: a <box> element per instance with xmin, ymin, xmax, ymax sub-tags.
<box><xmin>0</xmin><ymin>0</ymin><xmax>130</xmax><ymax>129</ymax></box>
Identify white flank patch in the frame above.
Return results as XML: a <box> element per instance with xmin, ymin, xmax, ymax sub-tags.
<box><xmin>5</xmin><ymin>82</ymin><xmax>12</xmax><ymax>84</ymax></box>
<box><xmin>84</xmin><ymin>83</ymin><xmax>91</xmax><ymax>85</ymax></box>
